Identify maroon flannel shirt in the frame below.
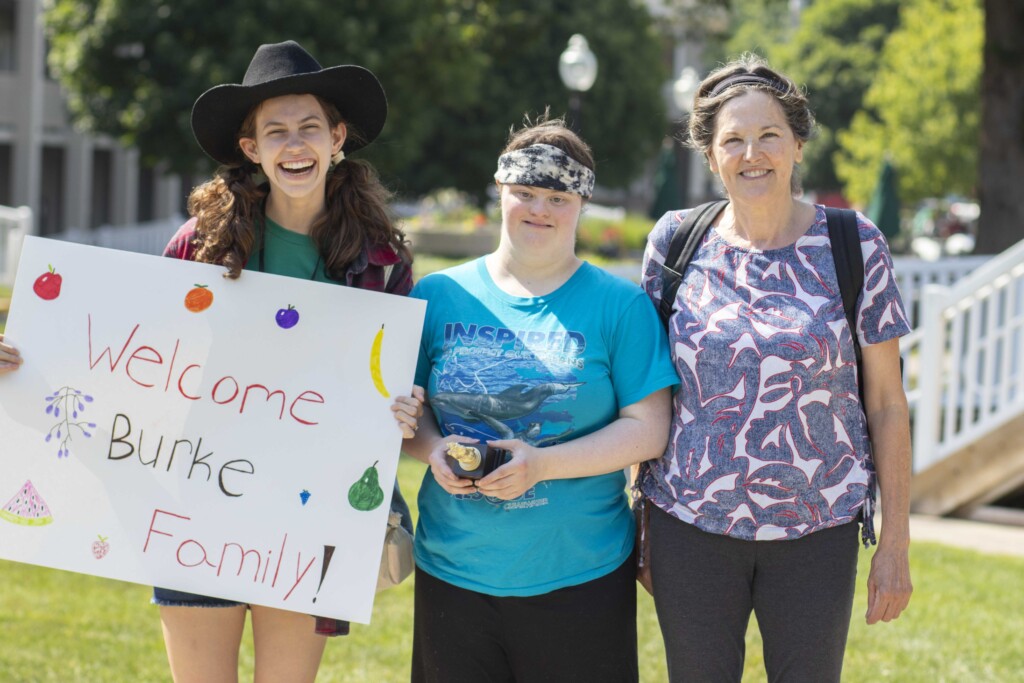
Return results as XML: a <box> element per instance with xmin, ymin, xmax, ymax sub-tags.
<box><xmin>164</xmin><ymin>218</ymin><xmax>412</xmax><ymax>636</ymax></box>
<box><xmin>162</xmin><ymin>217</ymin><xmax>413</xmax><ymax>295</ymax></box>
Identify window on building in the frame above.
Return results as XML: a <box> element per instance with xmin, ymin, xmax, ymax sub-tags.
<box><xmin>40</xmin><ymin>146</ymin><xmax>65</xmax><ymax>235</ymax></box>
<box><xmin>90</xmin><ymin>149</ymin><xmax>112</xmax><ymax>228</ymax></box>
<box><xmin>0</xmin><ymin>143</ymin><xmax>11</xmax><ymax>206</ymax></box>
<box><xmin>0</xmin><ymin>0</ymin><xmax>16</xmax><ymax>72</ymax></box>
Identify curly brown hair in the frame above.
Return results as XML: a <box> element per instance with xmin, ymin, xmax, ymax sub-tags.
<box><xmin>187</xmin><ymin>96</ymin><xmax>409</xmax><ymax>279</ymax></box>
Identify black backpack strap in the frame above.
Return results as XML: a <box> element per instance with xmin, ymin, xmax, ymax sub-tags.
<box><xmin>659</xmin><ymin>200</ymin><xmax>729</xmax><ymax>328</ymax></box>
<box><xmin>825</xmin><ymin>207</ymin><xmax>865</xmax><ymax>395</ymax></box>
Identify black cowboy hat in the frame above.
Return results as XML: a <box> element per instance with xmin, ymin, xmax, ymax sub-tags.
<box><xmin>191</xmin><ymin>40</ymin><xmax>387</xmax><ymax>165</ymax></box>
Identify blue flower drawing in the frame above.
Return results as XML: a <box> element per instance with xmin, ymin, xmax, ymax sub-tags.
<box><xmin>44</xmin><ymin>387</ymin><xmax>96</xmax><ymax>459</ymax></box>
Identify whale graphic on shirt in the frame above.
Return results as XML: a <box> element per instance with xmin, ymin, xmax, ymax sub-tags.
<box><xmin>432</xmin><ymin>382</ymin><xmax>581</xmax><ymax>425</ymax></box>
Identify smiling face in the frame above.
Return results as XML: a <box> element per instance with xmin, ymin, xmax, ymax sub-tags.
<box><xmin>237</xmin><ymin>94</ymin><xmax>346</xmax><ymax>205</ymax></box>
<box><xmin>707</xmin><ymin>90</ymin><xmax>803</xmax><ymax>204</ymax></box>
<box><xmin>498</xmin><ymin>183</ymin><xmax>583</xmax><ymax>259</ymax></box>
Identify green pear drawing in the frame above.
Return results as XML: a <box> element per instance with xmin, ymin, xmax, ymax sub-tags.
<box><xmin>348</xmin><ymin>461</ymin><xmax>385</xmax><ymax>511</ymax></box>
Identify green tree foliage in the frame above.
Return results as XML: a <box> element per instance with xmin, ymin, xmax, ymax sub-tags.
<box><xmin>399</xmin><ymin>0</ymin><xmax>666</xmax><ymax>200</ymax></box>
<box><xmin>44</xmin><ymin>0</ymin><xmax>485</xmax><ymax>181</ymax></box>
<box><xmin>771</xmin><ymin>0</ymin><xmax>900</xmax><ymax>192</ymax></box>
<box><xmin>720</xmin><ymin>0</ymin><xmax>790</xmax><ymax>65</ymax></box>
<box><xmin>710</xmin><ymin>0</ymin><xmax>899</xmax><ymax>193</ymax></box>
<box><xmin>835</xmin><ymin>0</ymin><xmax>982</xmax><ymax>206</ymax></box>
<box><xmin>43</xmin><ymin>0</ymin><xmax>665</xmax><ymax>201</ymax></box>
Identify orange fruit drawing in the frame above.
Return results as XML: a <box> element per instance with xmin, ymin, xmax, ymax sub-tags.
<box><xmin>184</xmin><ymin>284</ymin><xmax>213</xmax><ymax>313</ymax></box>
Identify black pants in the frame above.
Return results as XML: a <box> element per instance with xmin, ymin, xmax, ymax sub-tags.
<box><xmin>412</xmin><ymin>557</ymin><xmax>638</xmax><ymax>683</ymax></box>
<box><xmin>649</xmin><ymin>505</ymin><xmax>859</xmax><ymax>683</ymax></box>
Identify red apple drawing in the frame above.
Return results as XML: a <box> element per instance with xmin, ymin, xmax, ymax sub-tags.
<box><xmin>276</xmin><ymin>305</ymin><xmax>300</xmax><ymax>329</ymax></box>
<box><xmin>33</xmin><ymin>265</ymin><xmax>63</xmax><ymax>300</ymax></box>
<box><xmin>92</xmin><ymin>534</ymin><xmax>110</xmax><ymax>559</ymax></box>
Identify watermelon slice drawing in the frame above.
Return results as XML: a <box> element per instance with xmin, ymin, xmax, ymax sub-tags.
<box><xmin>0</xmin><ymin>480</ymin><xmax>54</xmax><ymax>526</ymax></box>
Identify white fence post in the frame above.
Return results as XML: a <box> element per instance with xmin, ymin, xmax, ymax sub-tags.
<box><xmin>1</xmin><ymin>205</ymin><xmax>34</xmax><ymax>287</ymax></box>
<box><xmin>913</xmin><ymin>284</ymin><xmax>949</xmax><ymax>471</ymax></box>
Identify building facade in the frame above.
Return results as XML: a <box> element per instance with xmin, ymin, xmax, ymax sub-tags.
<box><xmin>0</xmin><ymin>0</ymin><xmax>183</xmax><ymax>235</ymax></box>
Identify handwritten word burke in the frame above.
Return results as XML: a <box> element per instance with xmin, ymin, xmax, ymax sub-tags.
<box><xmin>108</xmin><ymin>413</ymin><xmax>254</xmax><ymax>497</ymax></box>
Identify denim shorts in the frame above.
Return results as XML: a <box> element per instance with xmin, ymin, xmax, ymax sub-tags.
<box><xmin>151</xmin><ymin>586</ymin><xmax>245</xmax><ymax>608</ymax></box>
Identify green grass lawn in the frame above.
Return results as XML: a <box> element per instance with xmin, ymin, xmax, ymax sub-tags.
<box><xmin>1</xmin><ymin>454</ymin><xmax>1022</xmax><ymax>681</ymax></box>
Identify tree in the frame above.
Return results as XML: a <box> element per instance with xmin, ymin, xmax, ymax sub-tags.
<box><xmin>975</xmin><ymin>0</ymin><xmax>1024</xmax><ymax>254</ymax></box>
<box><xmin>44</xmin><ymin>0</ymin><xmax>666</xmax><ymax>202</ymax></box>
<box><xmin>834</xmin><ymin>0</ymin><xmax>982</xmax><ymax>206</ymax></box>
<box><xmin>720</xmin><ymin>0</ymin><xmax>790</xmax><ymax>64</ymax></box>
<box><xmin>770</xmin><ymin>0</ymin><xmax>900</xmax><ymax>192</ymax></box>
<box><xmin>690</xmin><ymin>0</ymin><xmax>899</xmax><ymax>194</ymax></box>
<box><xmin>665</xmin><ymin>0</ymin><xmax>1022</xmax><ymax>253</ymax></box>
<box><xmin>44</xmin><ymin>0</ymin><xmax>485</xmax><ymax>183</ymax></box>
<box><xmin>396</xmin><ymin>0</ymin><xmax>667</xmax><ymax>201</ymax></box>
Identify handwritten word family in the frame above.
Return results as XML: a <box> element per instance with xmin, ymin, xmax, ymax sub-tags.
<box><xmin>86</xmin><ymin>315</ymin><xmax>325</xmax><ymax>426</ymax></box>
<box><xmin>144</xmin><ymin>509</ymin><xmax>318</xmax><ymax>601</ymax></box>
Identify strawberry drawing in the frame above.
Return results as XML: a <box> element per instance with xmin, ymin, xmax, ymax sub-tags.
<box><xmin>92</xmin><ymin>534</ymin><xmax>110</xmax><ymax>559</ymax></box>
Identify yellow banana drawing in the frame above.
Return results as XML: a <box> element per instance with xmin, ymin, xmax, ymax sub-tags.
<box><xmin>370</xmin><ymin>324</ymin><xmax>390</xmax><ymax>397</ymax></box>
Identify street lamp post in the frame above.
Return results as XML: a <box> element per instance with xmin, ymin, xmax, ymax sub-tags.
<box><xmin>671</xmin><ymin>66</ymin><xmax>701</xmax><ymax>206</ymax></box>
<box><xmin>558</xmin><ymin>34</ymin><xmax>598</xmax><ymax>134</ymax></box>
<box><xmin>672</xmin><ymin>66</ymin><xmax>700</xmax><ymax>116</ymax></box>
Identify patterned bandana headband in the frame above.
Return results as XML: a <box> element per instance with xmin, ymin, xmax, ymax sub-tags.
<box><xmin>708</xmin><ymin>73</ymin><xmax>791</xmax><ymax>98</ymax></box>
<box><xmin>494</xmin><ymin>144</ymin><xmax>595</xmax><ymax>199</ymax></box>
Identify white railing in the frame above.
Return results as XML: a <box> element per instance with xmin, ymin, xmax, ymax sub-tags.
<box><xmin>0</xmin><ymin>205</ymin><xmax>33</xmax><ymax>287</ymax></box>
<box><xmin>891</xmin><ymin>255</ymin><xmax>989</xmax><ymax>328</ymax></box>
<box><xmin>903</xmin><ymin>238</ymin><xmax>1024</xmax><ymax>472</ymax></box>
<box><xmin>54</xmin><ymin>215</ymin><xmax>185</xmax><ymax>257</ymax></box>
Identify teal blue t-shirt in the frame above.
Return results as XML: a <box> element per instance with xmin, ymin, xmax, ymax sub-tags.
<box><xmin>410</xmin><ymin>258</ymin><xmax>679</xmax><ymax>596</ymax></box>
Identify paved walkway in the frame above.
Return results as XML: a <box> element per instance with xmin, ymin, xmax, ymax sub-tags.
<box><xmin>909</xmin><ymin>513</ymin><xmax>1024</xmax><ymax>557</ymax></box>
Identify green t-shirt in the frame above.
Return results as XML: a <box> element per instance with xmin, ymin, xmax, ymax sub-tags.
<box><xmin>243</xmin><ymin>217</ymin><xmax>334</xmax><ymax>284</ymax></box>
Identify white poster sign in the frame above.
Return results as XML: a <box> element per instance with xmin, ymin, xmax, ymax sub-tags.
<box><xmin>0</xmin><ymin>236</ymin><xmax>424</xmax><ymax>623</ymax></box>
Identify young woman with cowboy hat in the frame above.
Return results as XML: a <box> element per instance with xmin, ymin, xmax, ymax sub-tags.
<box><xmin>155</xmin><ymin>40</ymin><xmax>423</xmax><ymax>682</ymax></box>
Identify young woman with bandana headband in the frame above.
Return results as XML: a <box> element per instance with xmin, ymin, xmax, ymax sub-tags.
<box><xmin>402</xmin><ymin>115</ymin><xmax>678</xmax><ymax>682</ymax></box>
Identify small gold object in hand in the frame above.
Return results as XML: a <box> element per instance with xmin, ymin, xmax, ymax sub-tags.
<box><xmin>446</xmin><ymin>442</ymin><xmax>481</xmax><ymax>470</ymax></box>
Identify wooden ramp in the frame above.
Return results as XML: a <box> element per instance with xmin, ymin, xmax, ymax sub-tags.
<box><xmin>911</xmin><ymin>413</ymin><xmax>1024</xmax><ymax>516</ymax></box>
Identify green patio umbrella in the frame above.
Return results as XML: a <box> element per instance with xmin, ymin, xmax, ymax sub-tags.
<box><xmin>866</xmin><ymin>157</ymin><xmax>901</xmax><ymax>240</ymax></box>
<box><xmin>648</xmin><ymin>141</ymin><xmax>683</xmax><ymax>219</ymax></box>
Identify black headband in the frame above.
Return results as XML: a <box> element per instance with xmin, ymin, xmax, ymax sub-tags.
<box><xmin>707</xmin><ymin>74</ymin><xmax>790</xmax><ymax>98</ymax></box>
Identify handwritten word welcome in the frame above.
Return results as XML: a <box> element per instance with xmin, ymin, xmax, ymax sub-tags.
<box><xmin>87</xmin><ymin>315</ymin><xmax>324</xmax><ymax>426</ymax></box>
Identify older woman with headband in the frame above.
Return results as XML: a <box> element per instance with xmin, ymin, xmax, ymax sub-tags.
<box><xmin>403</xmin><ymin>115</ymin><xmax>678</xmax><ymax>682</ymax></box>
<box><xmin>640</xmin><ymin>55</ymin><xmax>912</xmax><ymax>682</ymax></box>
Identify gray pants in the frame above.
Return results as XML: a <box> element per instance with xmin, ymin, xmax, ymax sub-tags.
<box><xmin>649</xmin><ymin>504</ymin><xmax>859</xmax><ymax>683</ymax></box>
